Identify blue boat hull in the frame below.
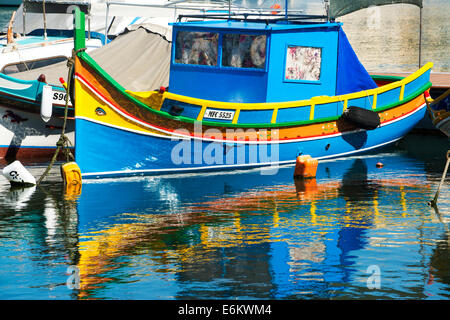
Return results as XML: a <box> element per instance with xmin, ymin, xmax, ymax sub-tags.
<box><xmin>75</xmin><ymin>102</ymin><xmax>426</xmax><ymax>179</ymax></box>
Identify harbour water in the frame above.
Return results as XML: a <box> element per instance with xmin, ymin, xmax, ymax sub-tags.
<box><xmin>0</xmin><ymin>6</ymin><xmax>16</xmax><ymax>28</ymax></box>
<box><xmin>0</xmin><ymin>134</ymin><xmax>449</xmax><ymax>299</ymax></box>
<box><xmin>0</xmin><ymin>1</ymin><xmax>449</xmax><ymax>301</ymax></box>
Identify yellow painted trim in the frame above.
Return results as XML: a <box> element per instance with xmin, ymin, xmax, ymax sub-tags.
<box><xmin>127</xmin><ymin>62</ymin><xmax>433</xmax><ymax>114</ymax></box>
<box><xmin>399</xmin><ymin>82</ymin><xmax>405</xmax><ymax>100</ymax></box>
<box><xmin>342</xmin><ymin>99</ymin><xmax>348</xmax><ymax>111</ymax></box>
<box><xmin>197</xmin><ymin>105</ymin><xmax>207</xmax><ymax>121</ymax></box>
<box><xmin>372</xmin><ymin>92</ymin><xmax>377</xmax><ymax>110</ymax></box>
<box><xmin>232</xmin><ymin>109</ymin><xmax>240</xmax><ymax>124</ymax></box>
<box><xmin>271</xmin><ymin>108</ymin><xmax>278</xmax><ymax>124</ymax></box>
<box><xmin>309</xmin><ymin>104</ymin><xmax>315</xmax><ymax>120</ymax></box>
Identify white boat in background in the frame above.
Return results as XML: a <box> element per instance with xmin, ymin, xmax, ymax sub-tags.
<box><xmin>0</xmin><ymin>0</ymin><xmax>150</xmax><ymax>73</ymax></box>
<box><xmin>0</xmin><ymin>0</ymin><xmax>255</xmax><ymax>162</ymax></box>
<box><xmin>0</xmin><ymin>0</ymin><xmax>252</xmax><ymax>76</ymax></box>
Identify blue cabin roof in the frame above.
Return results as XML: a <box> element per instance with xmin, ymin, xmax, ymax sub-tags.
<box><xmin>168</xmin><ymin>20</ymin><xmax>377</xmax><ymax>103</ymax></box>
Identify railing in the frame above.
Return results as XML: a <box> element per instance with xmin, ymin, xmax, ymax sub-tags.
<box><xmin>162</xmin><ymin>62</ymin><xmax>433</xmax><ymax>124</ymax></box>
<box><xmin>104</xmin><ymin>0</ymin><xmax>307</xmax><ymax>45</ymax></box>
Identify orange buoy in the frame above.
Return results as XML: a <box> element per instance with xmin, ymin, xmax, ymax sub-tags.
<box><xmin>294</xmin><ymin>154</ymin><xmax>318</xmax><ymax>178</ymax></box>
<box><xmin>376</xmin><ymin>162</ymin><xmax>384</xmax><ymax>168</ymax></box>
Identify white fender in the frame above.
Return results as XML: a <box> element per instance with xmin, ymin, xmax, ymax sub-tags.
<box><xmin>41</xmin><ymin>84</ymin><xmax>53</xmax><ymax>122</ymax></box>
<box><xmin>2</xmin><ymin>160</ymin><xmax>36</xmax><ymax>187</ymax></box>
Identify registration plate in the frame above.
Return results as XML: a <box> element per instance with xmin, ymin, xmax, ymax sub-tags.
<box><xmin>52</xmin><ymin>90</ymin><xmax>72</xmax><ymax>106</ymax></box>
<box><xmin>203</xmin><ymin>109</ymin><xmax>234</xmax><ymax>120</ymax></box>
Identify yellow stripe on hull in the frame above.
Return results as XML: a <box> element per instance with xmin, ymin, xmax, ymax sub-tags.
<box><xmin>75</xmin><ymin>78</ymin><xmax>171</xmax><ymax>137</ymax></box>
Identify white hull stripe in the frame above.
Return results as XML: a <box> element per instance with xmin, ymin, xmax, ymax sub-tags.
<box><xmin>81</xmin><ymin>136</ymin><xmax>402</xmax><ymax>178</ymax></box>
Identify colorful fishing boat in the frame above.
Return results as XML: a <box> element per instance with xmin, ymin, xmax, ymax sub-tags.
<box><xmin>425</xmin><ymin>89</ymin><xmax>450</xmax><ymax>137</ymax></box>
<box><xmin>72</xmin><ymin>7</ymin><xmax>432</xmax><ymax>179</ymax></box>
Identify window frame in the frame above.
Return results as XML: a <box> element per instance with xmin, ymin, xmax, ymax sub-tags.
<box><xmin>282</xmin><ymin>44</ymin><xmax>323</xmax><ymax>85</ymax></box>
<box><xmin>173</xmin><ymin>30</ymin><xmax>220</xmax><ymax>68</ymax></box>
<box><xmin>220</xmin><ymin>32</ymin><xmax>268</xmax><ymax>72</ymax></box>
<box><xmin>172</xmin><ymin>28</ymin><xmax>269</xmax><ymax>73</ymax></box>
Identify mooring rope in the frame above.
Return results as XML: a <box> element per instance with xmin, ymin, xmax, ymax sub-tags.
<box><xmin>37</xmin><ymin>48</ymin><xmax>85</xmax><ymax>185</ymax></box>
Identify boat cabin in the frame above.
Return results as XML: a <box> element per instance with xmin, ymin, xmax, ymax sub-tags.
<box><xmin>168</xmin><ymin>19</ymin><xmax>377</xmax><ymax>103</ymax></box>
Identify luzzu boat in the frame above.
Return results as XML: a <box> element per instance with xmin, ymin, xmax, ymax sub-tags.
<box><xmin>72</xmin><ymin>7</ymin><xmax>433</xmax><ymax>179</ymax></box>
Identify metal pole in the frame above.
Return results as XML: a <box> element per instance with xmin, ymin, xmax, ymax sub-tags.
<box><xmin>418</xmin><ymin>6</ymin><xmax>423</xmax><ymax>68</ymax></box>
<box><xmin>285</xmin><ymin>0</ymin><xmax>288</xmax><ymax>19</ymax></box>
<box><xmin>43</xmin><ymin>0</ymin><xmax>47</xmax><ymax>40</ymax></box>
<box><xmin>104</xmin><ymin>3</ymin><xmax>109</xmax><ymax>45</ymax></box>
<box><xmin>22</xmin><ymin>4</ymin><xmax>26</xmax><ymax>37</ymax></box>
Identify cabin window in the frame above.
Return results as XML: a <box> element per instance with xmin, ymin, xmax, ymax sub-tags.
<box><xmin>222</xmin><ymin>34</ymin><xmax>266</xmax><ymax>69</ymax></box>
<box><xmin>284</xmin><ymin>46</ymin><xmax>322</xmax><ymax>81</ymax></box>
<box><xmin>174</xmin><ymin>31</ymin><xmax>219</xmax><ymax>66</ymax></box>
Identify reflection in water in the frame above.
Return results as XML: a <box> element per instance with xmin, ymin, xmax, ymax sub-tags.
<box><xmin>71</xmin><ymin>154</ymin><xmax>440</xmax><ymax>299</ymax></box>
<box><xmin>0</xmin><ymin>134</ymin><xmax>449</xmax><ymax>299</ymax></box>
<box><xmin>0</xmin><ymin>0</ymin><xmax>448</xmax><ymax>298</ymax></box>
<box><xmin>3</xmin><ymin>186</ymin><xmax>37</xmax><ymax>211</ymax></box>
<box><xmin>428</xmin><ymin>205</ymin><xmax>450</xmax><ymax>295</ymax></box>
<box><xmin>0</xmin><ymin>177</ymin><xmax>81</xmax><ymax>299</ymax></box>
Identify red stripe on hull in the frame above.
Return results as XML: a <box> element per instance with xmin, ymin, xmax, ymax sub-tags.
<box><xmin>0</xmin><ymin>147</ymin><xmax>72</xmax><ymax>164</ymax></box>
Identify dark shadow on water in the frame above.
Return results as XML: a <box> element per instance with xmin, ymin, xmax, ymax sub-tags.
<box><xmin>338</xmin><ymin>158</ymin><xmax>381</xmax><ymax>201</ymax></box>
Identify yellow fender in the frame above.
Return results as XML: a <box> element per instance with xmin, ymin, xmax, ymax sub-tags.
<box><xmin>61</xmin><ymin>162</ymin><xmax>82</xmax><ymax>197</ymax></box>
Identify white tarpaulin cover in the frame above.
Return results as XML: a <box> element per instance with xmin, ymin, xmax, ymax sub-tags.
<box><xmin>12</xmin><ymin>24</ymin><xmax>172</xmax><ymax>92</ymax></box>
<box><xmin>7</xmin><ymin>0</ymin><xmax>173</xmax><ymax>35</ymax></box>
